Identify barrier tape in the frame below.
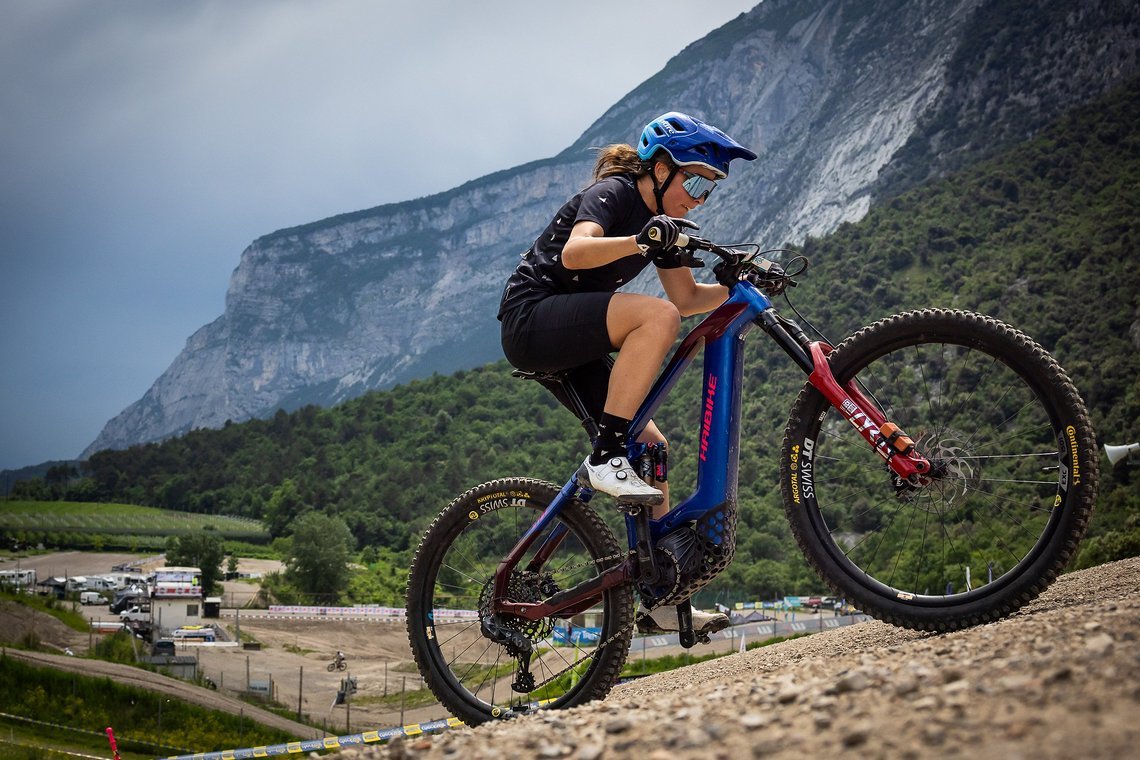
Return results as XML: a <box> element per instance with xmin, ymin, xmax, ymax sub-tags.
<box><xmin>0</xmin><ymin>711</ymin><xmax>191</xmax><ymax>755</ymax></box>
<box><xmin>0</xmin><ymin>737</ymin><xmax>109</xmax><ymax>759</ymax></box>
<box><xmin>158</xmin><ymin>717</ymin><xmax>465</xmax><ymax>760</ymax></box>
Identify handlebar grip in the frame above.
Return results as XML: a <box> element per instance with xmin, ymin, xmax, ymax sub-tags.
<box><xmin>676</xmin><ymin>232</ymin><xmax>690</xmax><ymax>249</ymax></box>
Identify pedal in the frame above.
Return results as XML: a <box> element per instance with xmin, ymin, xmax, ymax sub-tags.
<box><xmin>635</xmin><ymin>612</ymin><xmax>667</xmax><ymax>635</ymax></box>
<box><xmin>574</xmin><ymin>463</ymin><xmax>592</xmax><ymax>491</ymax></box>
<box><xmin>702</xmin><ymin>616</ymin><xmax>730</xmax><ymax>635</ymax></box>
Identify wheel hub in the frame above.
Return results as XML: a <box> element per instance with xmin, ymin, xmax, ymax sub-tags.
<box><xmin>477</xmin><ymin>570</ymin><xmax>558</xmax><ymax>654</ymax></box>
<box><xmin>895</xmin><ymin>428</ymin><xmax>979</xmax><ymax>508</ymax></box>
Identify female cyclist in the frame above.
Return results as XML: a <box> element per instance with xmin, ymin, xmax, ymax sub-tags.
<box><xmin>497</xmin><ymin>112</ymin><xmax>755</xmax><ymax>633</ymax></box>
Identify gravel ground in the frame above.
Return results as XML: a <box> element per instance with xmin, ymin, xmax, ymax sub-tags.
<box><xmin>330</xmin><ymin>555</ymin><xmax>1140</xmax><ymax>760</ymax></box>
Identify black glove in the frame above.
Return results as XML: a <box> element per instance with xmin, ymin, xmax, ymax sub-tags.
<box><xmin>745</xmin><ymin>262</ymin><xmax>789</xmax><ymax>296</ymax></box>
<box><xmin>636</xmin><ymin>215</ymin><xmax>699</xmax><ymax>267</ymax></box>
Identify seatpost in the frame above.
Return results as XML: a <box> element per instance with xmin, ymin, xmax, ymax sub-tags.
<box><xmin>558</xmin><ymin>376</ymin><xmax>599</xmax><ymax>442</ymax></box>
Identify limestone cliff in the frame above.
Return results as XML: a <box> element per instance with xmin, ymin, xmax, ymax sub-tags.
<box><xmin>82</xmin><ymin>0</ymin><xmax>1140</xmax><ymax>457</ymax></box>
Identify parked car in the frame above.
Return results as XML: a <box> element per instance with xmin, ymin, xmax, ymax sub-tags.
<box><xmin>173</xmin><ymin>625</ymin><xmax>216</xmax><ymax>642</ymax></box>
<box><xmin>79</xmin><ymin>591</ymin><xmax>104</xmax><ymax>605</ymax></box>
<box><xmin>152</xmin><ymin>639</ymin><xmax>176</xmax><ymax>656</ymax></box>
<box><xmin>110</xmin><ymin>589</ymin><xmax>147</xmax><ymax>614</ymax></box>
<box><xmin>120</xmin><ymin>606</ymin><xmax>149</xmax><ymax>623</ymax></box>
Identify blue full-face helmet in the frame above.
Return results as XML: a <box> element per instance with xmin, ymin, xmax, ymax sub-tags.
<box><xmin>637</xmin><ymin>111</ymin><xmax>756</xmax><ymax>179</ymax></box>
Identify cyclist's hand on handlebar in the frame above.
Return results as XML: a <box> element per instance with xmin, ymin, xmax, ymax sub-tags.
<box><xmin>745</xmin><ymin>262</ymin><xmax>790</xmax><ymax>296</ymax></box>
<box><xmin>636</xmin><ymin>215</ymin><xmax>699</xmax><ymax>267</ymax></box>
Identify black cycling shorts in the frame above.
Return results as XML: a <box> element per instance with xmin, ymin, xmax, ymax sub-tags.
<box><xmin>500</xmin><ymin>293</ymin><xmax>616</xmax><ymax>421</ymax></box>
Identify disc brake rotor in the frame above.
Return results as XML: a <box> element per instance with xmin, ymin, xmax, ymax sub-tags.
<box><xmin>912</xmin><ymin>428</ymin><xmax>979</xmax><ymax>508</ymax></box>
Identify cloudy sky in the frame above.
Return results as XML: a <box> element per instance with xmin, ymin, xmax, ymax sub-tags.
<box><xmin>0</xmin><ymin>0</ymin><xmax>759</xmax><ymax>470</ymax></box>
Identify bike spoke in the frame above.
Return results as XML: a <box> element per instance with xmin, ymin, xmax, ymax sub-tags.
<box><xmin>804</xmin><ymin>329</ymin><xmax>1070</xmax><ymax>599</ymax></box>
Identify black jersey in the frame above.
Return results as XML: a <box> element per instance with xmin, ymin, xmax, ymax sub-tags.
<box><xmin>497</xmin><ymin>174</ymin><xmax>654</xmax><ymax>318</ymax></box>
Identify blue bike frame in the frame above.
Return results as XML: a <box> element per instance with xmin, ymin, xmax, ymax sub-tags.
<box><xmin>492</xmin><ymin>270</ymin><xmax>933</xmax><ymax>621</ymax></box>
<box><xmin>626</xmin><ymin>283</ymin><xmax>768</xmax><ymax>539</ymax></box>
<box><xmin>492</xmin><ymin>280</ymin><xmax>779</xmax><ymax>619</ymax></box>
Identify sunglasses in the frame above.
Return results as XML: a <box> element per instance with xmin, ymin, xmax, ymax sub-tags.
<box><xmin>680</xmin><ymin>170</ymin><xmax>718</xmax><ymax>201</ymax></box>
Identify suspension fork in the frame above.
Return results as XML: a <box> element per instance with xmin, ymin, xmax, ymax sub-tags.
<box><xmin>756</xmin><ymin>309</ymin><xmax>932</xmax><ymax>481</ymax></box>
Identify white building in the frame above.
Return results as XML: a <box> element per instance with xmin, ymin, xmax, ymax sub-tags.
<box><xmin>0</xmin><ymin>568</ymin><xmax>36</xmax><ymax>592</ymax></box>
<box><xmin>150</xmin><ymin>566</ymin><xmax>203</xmax><ymax>633</ymax></box>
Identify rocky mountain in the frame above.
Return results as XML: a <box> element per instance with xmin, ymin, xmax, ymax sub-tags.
<box><xmin>82</xmin><ymin>0</ymin><xmax>1140</xmax><ymax>458</ymax></box>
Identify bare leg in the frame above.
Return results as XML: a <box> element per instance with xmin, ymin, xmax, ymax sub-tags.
<box><xmin>602</xmin><ymin>293</ymin><xmax>678</xmax><ymax>514</ymax></box>
<box><xmin>604</xmin><ymin>293</ymin><xmax>680</xmax><ymax>417</ymax></box>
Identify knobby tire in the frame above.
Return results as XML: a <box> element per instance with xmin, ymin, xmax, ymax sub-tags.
<box><xmin>406</xmin><ymin>478</ymin><xmax>634</xmax><ymax>725</ymax></box>
<box><xmin>780</xmin><ymin>309</ymin><xmax>1098</xmax><ymax>631</ymax></box>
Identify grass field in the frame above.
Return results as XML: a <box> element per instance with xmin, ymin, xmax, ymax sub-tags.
<box><xmin>0</xmin><ymin>501</ymin><xmax>269</xmax><ymax>548</ymax></box>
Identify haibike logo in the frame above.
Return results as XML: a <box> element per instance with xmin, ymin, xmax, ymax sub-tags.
<box><xmin>1066</xmin><ymin>425</ymin><xmax>1081</xmax><ymax>485</ymax></box>
<box><xmin>699</xmin><ymin>374</ymin><xmax>718</xmax><ymax>462</ymax></box>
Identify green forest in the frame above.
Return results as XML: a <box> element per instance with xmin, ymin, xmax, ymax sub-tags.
<box><xmin>10</xmin><ymin>75</ymin><xmax>1140</xmax><ymax>606</ymax></box>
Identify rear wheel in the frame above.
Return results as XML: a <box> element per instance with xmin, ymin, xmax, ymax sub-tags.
<box><xmin>406</xmin><ymin>478</ymin><xmax>634</xmax><ymax>725</ymax></box>
<box><xmin>780</xmin><ymin>309</ymin><xmax>1098</xmax><ymax>631</ymax></box>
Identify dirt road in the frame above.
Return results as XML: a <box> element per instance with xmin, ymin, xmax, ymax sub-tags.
<box><xmin>3</xmin><ymin>648</ymin><xmax>321</xmax><ymax>738</ymax></box>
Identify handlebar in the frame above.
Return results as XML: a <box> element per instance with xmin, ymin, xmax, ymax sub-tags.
<box><xmin>673</xmin><ymin>232</ymin><xmax>802</xmax><ymax>293</ymax></box>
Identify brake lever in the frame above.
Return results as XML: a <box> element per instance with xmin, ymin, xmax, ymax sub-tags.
<box><xmin>678</xmin><ymin>251</ymin><xmax>705</xmax><ymax>268</ymax></box>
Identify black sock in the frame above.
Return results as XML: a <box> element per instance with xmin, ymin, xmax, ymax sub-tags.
<box><xmin>590</xmin><ymin>413</ymin><xmax>631</xmax><ymax>465</ymax></box>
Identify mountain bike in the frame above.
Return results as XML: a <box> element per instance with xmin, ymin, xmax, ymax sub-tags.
<box><xmin>406</xmin><ymin>233</ymin><xmax>1099</xmax><ymax>725</ymax></box>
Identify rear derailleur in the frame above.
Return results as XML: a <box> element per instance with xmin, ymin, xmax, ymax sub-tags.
<box><xmin>480</xmin><ymin>613</ymin><xmax>537</xmax><ymax>693</ymax></box>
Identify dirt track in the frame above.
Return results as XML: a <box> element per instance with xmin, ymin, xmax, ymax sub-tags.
<box><xmin>329</xmin><ymin>556</ymin><xmax>1140</xmax><ymax>759</ymax></box>
<box><xmin>5</xmin><ymin>553</ymin><xmax>1139</xmax><ymax>758</ymax></box>
<box><xmin>2</xmin><ymin>647</ymin><xmax>321</xmax><ymax>739</ymax></box>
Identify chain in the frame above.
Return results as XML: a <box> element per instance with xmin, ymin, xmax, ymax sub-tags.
<box><xmin>529</xmin><ymin>613</ymin><xmax>639</xmax><ymax>692</ymax></box>
<box><xmin>553</xmin><ymin>549</ymin><xmax>631</xmax><ymax>576</ymax></box>
<box><xmin>523</xmin><ymin>549</ymin><xmax>638</xmax><ymax>692</ymax></box>
<box><xmin>475</xmin><ymin>549</ymin><xmax>638</xmax><ymax>699</ymax></box>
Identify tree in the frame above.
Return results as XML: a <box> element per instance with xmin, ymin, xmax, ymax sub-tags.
<box><xmin>284</xmin><ymin>512</ymin><xmax>353</xmax><ymax>603</ymax></box>
<box><xmin>264</xmin><ymin>479</ymin><xmax>307</xmax><ymax>537</ymax></box>
<box><xmin>164</xmin><ymin>528</ymin><xmax>226</xmax><ymax>595</ymax></box>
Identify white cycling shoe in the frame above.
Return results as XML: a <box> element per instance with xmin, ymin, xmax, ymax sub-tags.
<box><xmin>636</xmin><ymin>603</ymin><xmax>731</xmax><ymax>635</ymax></box>
<box><xmin>577</xmin><ymin>456</ymin><xmax>663</xmax><ymax>505</ymax></box>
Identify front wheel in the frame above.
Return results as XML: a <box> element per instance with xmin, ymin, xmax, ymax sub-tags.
<box><xmin>780</xmin><ymin>309</ymin><xmax>1098</xmax><ymax>631</ymax></box>
<box><xmin>406</xmin><ymin>478</ymin><xmax>634</xmax><ymax>726</ymax></box>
